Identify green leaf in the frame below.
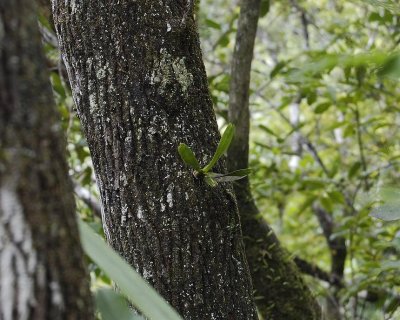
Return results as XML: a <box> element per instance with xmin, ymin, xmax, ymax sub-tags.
<box><xmin>78</xmin><ymin>220</ymin><xmax>183</xmax><ymax>320</ymax></box>
<box><xmin>205</xmin><ymin>19</ymin><xmax>221</xmax><ymax>30</ymax></box>
<box><xmin>378</xmin><ymin>54</ymin><xmax>400</xmax><ymax>79</ymax></box>
<box><xmin>178</xmin><ymin>143</ymin><xmax>201</xmax><ymax>172</ymax></box>
<box><xmin>314</xmin><ymin>102</ymin><xmax>331</xmax><ymax>114</ymax></box>
<box><xmin>301</xmin><ymin>179</ymin><xmax>326</xmax><ymax>190</ymax></box>
<box><xmin>51</xmin><ymin>72</ymin><xmax>66</xmax><ymax>99</ymax></box>
<box><xmin>356</xmin><ymin>0</ymin><xmax>400</xmax><ymax>12</ymax></box>
<box><xmin>210</xmin><ymin>168</ymin><xmax>252</xmax><ymax>182</ymax></box>
<box><xmin>348</xmin><ymin>161</ymin><xmax>361</xmax><ymax>179</ymax></box>
<box><xmin>217</xmin><ymin>35</ymin><xmax>230</xmax><ymax>48</ymax></box>
<box><xmin>270</xmin><ymin>61</ymin><xmax>286</xmax><ymax>79</ymax></box>
<box><xmin>320</xmin><ymin>196</ymin><xmax>334</xmax><ymax>212</ymax></box>
<box><xmin>260</xmin><ymin>0</ymin><xmax>270</xmax><ymax>17</ymax></box>
<box><xmin>370</xmin><ymin>187</ymin><xmax>400</xmax><ymax>221</ymax></box>
<box><xmin>95</xmin><ymin>288</ymin><xmax>142</xmax><ymax>320</ymax></box>
<box><xmin>203</xmin><ymin>124</ymin><xmax>235</xmax><ymax>173</ymax></box>
<box><xmin>370</xmin><ymin>204</ymin><xmax>400</xmax><ymax>221</ymax></box>
<box><xmin>328</xmin><ymin>190</ymin><xmax>346</xmax><ymax>205</ymax></box>
<box><xmin>356</xmin><ymin>66</ymin><xmax>367</xmax><ymax>85</ymax></box>
<box><xmin>259</xmin><ymin>125</ymin><xmax>279</xmax><ymax>137</ymax></box>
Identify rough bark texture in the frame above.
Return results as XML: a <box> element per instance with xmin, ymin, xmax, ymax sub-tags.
<box><xmin>52</xmin><ymin>1</ymin><xmax>257</xmax><ymax>319</ymax></box>
<box><xmin>0</xmin><ymin>0</ymin><xmax>93</xmax><ymax>319</ymax></box>
<box><xmin>227</xmin><ymin>1</ymin><xmax>321</xmax><ymax>319</ymax></box>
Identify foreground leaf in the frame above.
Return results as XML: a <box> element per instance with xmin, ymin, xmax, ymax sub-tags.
<box><xmin>79</xmin><ymin>220</ymin><xmax>183</xmax><ymax>320</ymax></box>
<box><xmin>95</xmin><ymin>288</ymin><xmax>143</xmax><ymax>320</ymax></box>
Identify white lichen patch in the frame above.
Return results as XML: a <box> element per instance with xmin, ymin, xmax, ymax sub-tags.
<box><xmin>50</xmin><ymin>281</ymin><xmax>64</xmax><ymax>309</ymax></box>
<box><xmin>172</xmin><ymin>57</ymin><xmax>193</xmax><ymax>94</ymax></box>
<box><xmin>88</xmin><ymin>93</ymin><xmax>97</xmax><ymax>114</ymax></box>
<box><xmin>0</xmin><ymin>185</ymin><xmax>37</xmax><ymax>320</ymax></box>
<box><xmin>70</xmin><ymin>0</ymin><xmax>81</xmax><ymax>14</ymax></box>
<box><xmin>137</xmin><ymin>206</ymin><xmax>144</xmax><ymax>220</ymax></box>
<box><xmin>150</xmin><ymin>48</ymin><xmax>193</xmax><ymax>97</ymax></box>
<box><xmin>96</xmin><ymin>62</ymin><xmax>109</xmax><ymax>80</ymax></box>
<box><xmin>121</xmin><ymin>204</ymin><xmax>128</xmax><ymax>225</ymax></box>
<box><xmin>166</xmin><ymin>183</ymin><xmax>174</xmax><ymax>208</ymax></box>
<box><xmin>142</xmin><ymin>268</ymin><xmax>153</xmax><ymax>280</ymax></box>
<box><xmin>120</xmin><ymin>172</ymin><xmax>128</xmax><ymax>187</ymax></box>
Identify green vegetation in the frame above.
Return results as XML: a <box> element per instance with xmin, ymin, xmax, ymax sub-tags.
<box><xmin>178</xmin><ymin>124</ymin><xmax>251</xmax><ymax>187</ymax></box>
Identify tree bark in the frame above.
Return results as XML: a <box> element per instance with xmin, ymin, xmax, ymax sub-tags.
<box><xmin>52</xmin><ymin>1</ymin><xmax>257</xmax><ymax>319</ymax></box>
<box><xmin>0</xmin><ymin>0</ymin><xmax>93</xmax><ymax>319</ymax></box>
<box><xmin>227</xmin><ymin>1</ymin><xmax>321</xmax><ymax>319</ymax></box>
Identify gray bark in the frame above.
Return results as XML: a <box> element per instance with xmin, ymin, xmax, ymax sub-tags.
<box><xmin>52</xmin><ymin>1</ymin><xmax>257</xmax><ymax>319</ymax></box>
<box><xmin>0</xmin><ymin>0</ymin><xmax>93</xmax><ymax>318</ymax></box>
<box><xmin>227</xmin><ymin>1</ymin><xmax>321</xmax><ymax>319</ymax></box>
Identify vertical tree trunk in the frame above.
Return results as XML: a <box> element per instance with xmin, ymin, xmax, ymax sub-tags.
<box><xmin>52</xmin><ymin>1</ymin><xmax>257</xmax><ymax>319</ymax></box>
<box><xmin>227</xmin><ymin>1</ymin><xmax>321</xmax><ymax>319</ymax></box>
<box><xmin>0</xmin><ymin>0</ymin><xmax>93</xmax><ymax>319</ymax></box>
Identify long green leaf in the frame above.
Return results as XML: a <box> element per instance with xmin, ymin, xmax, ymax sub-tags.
<box><xmin>78</xmin><ymin>220</ymin><xmax>183</xmax><ymax>320</ymax></box>
<box><xmin>203</xmin><ymin>124</ymin><xmax>235</xmax><ymax>173</ymax></box>
<box><xmin>178</xmin><ymin>143</ymin><xmax>201</xmax><ymax>172</ymax></box>
<box><xmin>95</xmin><ymin>288</ymin><xmax>143</xmax><ymax>320</ymax></box>
<box><xmin>209</xmin><ymin>169</ymin><xmax>252</xmax><ymax>182</ymax></box>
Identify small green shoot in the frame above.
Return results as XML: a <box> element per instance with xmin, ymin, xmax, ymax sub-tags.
<box><xmin>178</xmin><ymin>143</ymin><xmax>202</xmax><ymax>172</ymax></box>
<box><xmin>178</xmin><ymin>124</ymin><xmax>251</xmax><ymax>187</ymax></box>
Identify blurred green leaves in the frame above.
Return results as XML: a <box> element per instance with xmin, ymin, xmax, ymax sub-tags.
<box><xmin>370</xmin><ymin>187</ymin><xmax>400</xmax><ymax>221</ymax></box>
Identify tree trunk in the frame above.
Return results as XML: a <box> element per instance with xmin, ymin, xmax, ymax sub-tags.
<box><xmin>52</xmin><ymin>2</ymin><xmax>257</xmax><ymax>319</ymax></box>
<box><xmin>0</xmin><ymin>0</ymin><xmax>93</xmax><ymax>319</ymax></box>
<box><xmin>227</xmin><ymin>1</ymin><xmax>321</xmax><ymax>319</ymax></box>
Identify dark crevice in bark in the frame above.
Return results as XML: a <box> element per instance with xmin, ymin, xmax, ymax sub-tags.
<box><xmin>227</xmin><ymin>0</ymin><xmax>321</xmax><ymax>319</ymax></box>
<box><xmin>52</xmin><ymin>1</ymin><xmax>257</xmax><ymax>319</ymax></box>
<box><xmin>0</xmin><ymin>0</ymin><xmax>93</xmax><ymax>318</ymax></box>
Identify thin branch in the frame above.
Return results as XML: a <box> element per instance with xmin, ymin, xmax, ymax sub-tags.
<box><xmin>293</xmin><ymin>256</ymin><xmax>343</xmax><ymax>287</ymax></box>
<box><xmin>74</xmin><ymin>184</ymin><xmax>102</xmax><ymax>219</ymax></box>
